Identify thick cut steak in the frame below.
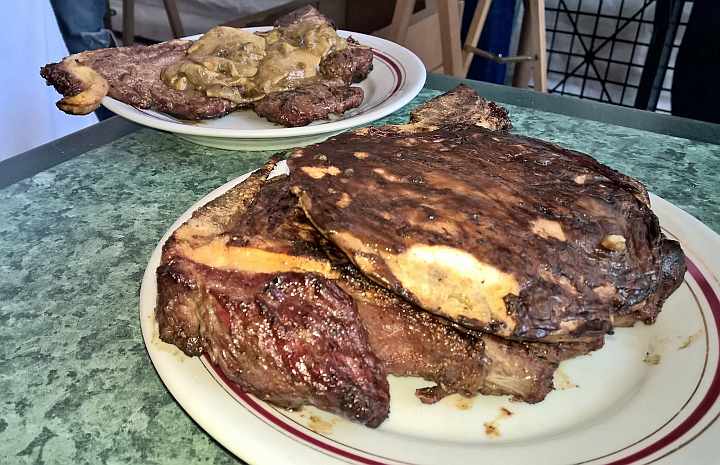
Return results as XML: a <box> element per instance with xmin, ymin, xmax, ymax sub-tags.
<box><xmin>233</xmin><ymin>173</ymin><xmax>588</xmax><ymax>404</ymax></box>
<box><xmin>288</xmin><ymin>88</ymin><xmax>685</xmax><ymax>341</ymax></box>
<box><xmin>157</xmin><ymin>158</ymin><xmax>596</xmax><ymax>426</ymax></box>
<box><xmin>158</xmin><ymin>160</ymin><xmax>390</xmax><ymax>426</ymax></box>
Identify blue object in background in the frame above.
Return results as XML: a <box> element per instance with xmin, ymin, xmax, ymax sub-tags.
<box><xmin>49</xmin><ymin>0</ymin><xmax>113</xmax><ymax>54</ymax></box>
<box><xmin>49</xmin><ymin>0</ymin><xmax>114</xmax><ymax>120</ymax></box>
<box><xmin>461</xmin><ymin>0</ymin><xmax>516</xmax><ymax>84</ymax></box>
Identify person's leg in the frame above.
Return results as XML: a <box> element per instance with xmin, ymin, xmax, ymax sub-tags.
<box><xmin>49</xmin><ymin>0</ymin><xmax>114</xmax><ymax>120</ymax></box>
<box><xmin>49</xmin><ymin>0</ymin><xmax>112</xmax><ymax>54</ymax></box>
<box><xmin>671</xmin><ymin>2</ymin><xmax>720</xmax><ymax>124</ymax></box>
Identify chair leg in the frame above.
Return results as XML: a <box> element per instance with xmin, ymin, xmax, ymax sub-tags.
<box><xmin>389</xmin><ymin>0</ymin><xmax>416</xmax><ymax>46</ymax></box>
<box><xmin>512</xmin><ymin>1</ymin><xmax>533</xmax><ymax>88</ymax></box>
<box><xmin>529</xmin><ymin>0</ymin><xmax>547</xmax><ymax>91</ymax></box>
<box><xmin>438</xmin><ymin>0</ymin><xmax>464</xmax><ymax>77</ymax></box>
<box><xmin>163</xmin><ymin>0</ymin><xmax>185</xmax><ymax>38</ymax></box>
<box><xmin>122</xmin><ymin>0</ymin><xmax>135</xmax><ymax>45</ymax></box>
<box><xmin>462</xmin><ymin>0</ymin><xmax>493</xmax><ymax>76</ymax></box>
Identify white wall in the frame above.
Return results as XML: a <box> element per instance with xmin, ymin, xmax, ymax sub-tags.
<box><xmin>0</xmin><ymin>0</ymin><xmax>98</xmax><ymax>162</ymax></box>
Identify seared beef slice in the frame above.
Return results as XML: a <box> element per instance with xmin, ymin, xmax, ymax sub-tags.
<box><xmin>288</xmin><ymin>91</ymin><xmax>684</xmax><ymax>341</ymax></box>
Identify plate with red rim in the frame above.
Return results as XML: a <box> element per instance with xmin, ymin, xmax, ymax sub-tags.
<box><xmin>139</xmin><ymin>161</ymin><xmax>720</xmax><ymax>464</ymax></box>
<box><xmin>103</xmin><ymin>29</ymin><xmax>426</xmax><ymax>151</ymax></box>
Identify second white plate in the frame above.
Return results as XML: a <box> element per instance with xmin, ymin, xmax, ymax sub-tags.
<box><xmin>103</xmin><ymin>29</ymin><xmax>426</xmax><ymax>151</ymax></box>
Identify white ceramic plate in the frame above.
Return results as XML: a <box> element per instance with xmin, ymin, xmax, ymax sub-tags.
<box><xmin>103</xmin><ymin>29</ymin><xmax>426</xmax><ymax>151</ymax></box>
<box><xmin>140</xmin><ymin>161</ymin><xmax>720</xmax><ymax>465</ymax></box>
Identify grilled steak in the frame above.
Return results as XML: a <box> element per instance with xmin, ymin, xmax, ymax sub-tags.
<box><xmin>321</xmin><ymin>38</ymin><xmax>374</xmax><ymax>84</ymax></box>
<box><xmin>288</xmin><ymin>86</ymin><xmax>685</xmax><ymax>341</ymax></box>
<box><xmin>255</xmin><ymin>83</ymin><xmax>364</xmax><ymax>127</ymax></box>
<box><xmin>237</xmin><ymin>172</ymin><xmax>589</xmax><ymax>403</ymax></box>
<box><xmin>399</xmin><ymin>83</ymin><xmax>513</xmax><ymax>132</ymax></box>
<box><xmin>158</xmin><ymin>160</ymin><xmax>390</xmax><ymax>426</ymax></box>
<box><xmin>40</xmin><ymin>6</ymin><xmax>372</xmax><ymax>124</ymax></box>
<box><xmin>157</xmin><ymin>156</ymin><xmax>598</xmax><ymax>425</ymax></box>
<box><xmin>40</xmin><ymin>40</ymin><xmax>238</xmax><ymax>119</ymax></box>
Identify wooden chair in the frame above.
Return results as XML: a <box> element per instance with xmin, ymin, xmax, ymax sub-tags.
<box><xmin>120</xmin><ymin>0</ymin><xmax>313</xmax><ymax>45</ymax></box>
<box><xmin>388</xmin><ymin>0</ymin><xmax>547</xmax><ymax>91</ymax></box>
<box><xmin>122</xmin><ymin>0</ymin><xmax>184</xmax><ymax>45</ymax></box>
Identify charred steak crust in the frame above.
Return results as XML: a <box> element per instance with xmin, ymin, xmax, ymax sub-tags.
<box><xmin>249</xmin><ymin>174</ymin><xmax>575</xmax><ymax>404</ymax></box>
<box><xmin>157</xmin><ymin>159</ymin><xmax>390</xmax><ymax>426</ymax></box>
<box><xmin>321</xmin><ymin>43</ymin><xmax>374</xmax><ymax>84</ymax></box>
<box><xmin>40</xmin><ymin>63</ymin><xmax>85</xmax><ymax>97</ymax></box>
<box><xmin>287</xmin><ymin>94</ymin><xmax>684</xmax><ymax>340</ymax></box>
<box><xmin>335</xmin><ymin>262</ymin><xmax>565</xmax><ymax>404</ymax></box>
<box><xmin>254</xmin><ymin>84</ymin><xmax>364</xmax><ymax>127</ymax></box>
<box><xmin>274</xmin><ymin>5</ymin><xmax>335</xmax><ymax>28</ymax></box>
<box><xmin>157</xmin><ymin>157</ymin><xmax>581</xmax><ymax>421</ymax></box>
<box><xmin>406</xmin><ymin>84</ymin><xmax>512</xmax><ymax>132</ymax></box>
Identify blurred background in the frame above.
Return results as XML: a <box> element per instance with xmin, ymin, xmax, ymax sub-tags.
<box><xmin>3</xmin><ymin>0</ymin><xmax>714</xmax><ymax>161</ymax></box>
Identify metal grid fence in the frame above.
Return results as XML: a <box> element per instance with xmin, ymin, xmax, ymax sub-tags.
<box><xmin>544</xmin><ymin>0</ymin><xmax>693</xmax><ymax>112</ymax></box>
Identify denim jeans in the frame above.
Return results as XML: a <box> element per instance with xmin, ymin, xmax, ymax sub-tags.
<box><xmin>49</xmin><ymin>0</ymin><xmax>113</xmax><ymax>54</ymax></box>
<box><xmin>49</xmin><ymin>0</ymin><xmax>114</xmax><ymax>119</ymax></box>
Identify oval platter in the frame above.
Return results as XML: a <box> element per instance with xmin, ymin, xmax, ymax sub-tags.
<box><xmin>140</xmin><ymin>161</ymin><xmax>720</xmax><ymax>465</ymax></box>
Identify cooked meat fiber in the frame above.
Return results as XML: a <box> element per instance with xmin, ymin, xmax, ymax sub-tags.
<box><xmin>254</xmin><ymin>84</ymin><xmax>364</xmax><ymax>127</ymax></box>
<box><xmin>401</xmin><ymin>84</ymin><xmax>513</xmax><ymax>132</ymax></box>
<box><xmin>335</xmin><ymin>263</ymin><xmax>570</xmax><ymax>404</ymax></box>
<box><xmin>41</xmin><ymin>40</ymin><xmax>238</xmax><ymax>119</ymax></box>
<box><xmin>288</xmin><ymin>86</ymin><xmax>685</xmax><ymax>341</ymax></box>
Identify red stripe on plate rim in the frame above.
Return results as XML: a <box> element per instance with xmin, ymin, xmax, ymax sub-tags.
<box><xmin>602</xmin><ymin>258</ymin><xmax>720</xmax><ymax>465</ymax></box>
<box><xmin>137</xmin><ymin>49</ymin><xmax>405</xmax><ymax>126</ymax></box>
<box><xmin>203</xmin><ymin>257</ymin><xmax>720</xmax><ymax>465</ymax></box>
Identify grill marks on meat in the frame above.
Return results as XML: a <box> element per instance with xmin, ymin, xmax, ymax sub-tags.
<box><xmin>41</xmin><ymin>41</ymin><xmax>238</xmax><ymax>119</ymax></box>
<box><xmin>254</xmin><ymin>83</ymin><xmax>364</xmax><ymax>127</ymax></box>
<box><xmin>41</xmin><ymin>6</ymin><xmax>372</xmax><ymax>124</ymax></box>
<box><xmin>288</xmin><ymin>88</ymin><xmax>685</xmax><ymax>341</ymax></box>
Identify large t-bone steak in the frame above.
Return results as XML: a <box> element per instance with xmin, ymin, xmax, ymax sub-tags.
<box><xmin>287</xmin><ymin>86</ymin><xmax>685</xmax><ymax>341</ymax></box>
<box><xmin>157</xmin><ymin>157</ymin><xmax>604</xmax><ymax>427</ymax></box>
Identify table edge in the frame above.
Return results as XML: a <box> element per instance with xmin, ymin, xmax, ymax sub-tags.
<box><xmin>3</xmin><ymin>76</ymin><xmax>718</xmax><ymax>189</ymax></box>
<box><xmin>0</xmin><ymin>116</ymin><xmax>140</xmax><ymax>189</ymax></box>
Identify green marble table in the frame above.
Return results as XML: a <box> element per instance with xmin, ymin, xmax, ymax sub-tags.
<box><xmin>1</xmin><ymin>76</ymin><xmax>719</xmax><ymax>465</ymax></box>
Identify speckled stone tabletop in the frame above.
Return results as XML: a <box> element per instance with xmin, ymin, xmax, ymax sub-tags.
<box><xmin>1</xmin><ymin>87</ymin><xmax>719</xmax><ymax>465</ymax></box>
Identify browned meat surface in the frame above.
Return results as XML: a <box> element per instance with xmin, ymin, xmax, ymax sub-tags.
<box><xmin>158</xmin><ymin>160</ymin><xmax>390</xmax><ymax>427</ymax></box>
<box><xmin>288</xmin><ymin>88</ymin><xmax>685</xmax><ymax>341</ymax></box>
<box><xmin>157</xmin><ymin>159</ymin><xmax>595</xmax><ymax>419</ymax></box>
<box><xmin>274</xmin><ymin>4</ymin><xmax>334</xmax><ymax>27</ymax></box>
<box><xmin>335</xmin><ymin>263</ymin><xmax>563</xmax><ymax>404</ymax></box>
<box><xmin>40</xmin><ymin>6</ymin><xmax>372</xmax><ymax>125</ymax></box>
<box><xmin>254</xmin><ymin>83</ymin><xmax>364</xmax><ymax>127</ymax></box>
<box><xmin>403</xmin><ymin>84</ymin><xmax>512</xmax><ymax>131</ymax></box>
<box><xmin>321</xmin><ymin>40</ymin><xmax>374</xmax><ymax>84</ymax></box>
<box><xmin>41</xmin><ymin>40</ymin><xmax>238</xmax><ymax>119</ymax></box>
